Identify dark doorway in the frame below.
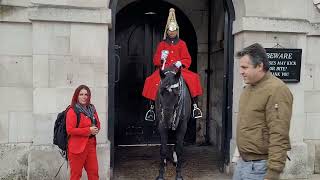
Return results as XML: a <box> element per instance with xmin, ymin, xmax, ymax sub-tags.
<box><xmin>108</xmin><ymin>0</ymin><xmax>235</xmax><ymax>177</ymax></box>
<box><xmin>114</xmin><ymin>1</ymin><xmax>198</xmax><ymax>145</ymax></box>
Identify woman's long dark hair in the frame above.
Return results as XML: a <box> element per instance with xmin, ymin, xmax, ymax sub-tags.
<box><xmin>71</xmin><ymin>85</ymin><xmax>91</xmax><ymax>107</ymax></box>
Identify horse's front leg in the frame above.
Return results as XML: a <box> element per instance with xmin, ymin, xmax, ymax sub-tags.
<box><xmin>175</xmin><ymin>125</ymin><xmax>187</xmax><ymax>180</ymax></box>
<box><xmin>157</xmin><ymin>127</ymin><xmax>168</xmax><ymax>180</ymax></box>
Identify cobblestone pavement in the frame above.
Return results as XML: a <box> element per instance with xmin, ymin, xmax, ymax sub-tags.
<box><xmin>114</xmin><ymin>145</ymin><xmax>232</xmax><ymax>180</ymax></box>
<box><xmin>113</xmin><ymin>145</ymin><xmax>320</xmax><ymax>180</ymax></box>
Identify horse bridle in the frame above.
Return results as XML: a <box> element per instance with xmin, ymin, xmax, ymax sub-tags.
<box><xmin>160</xmin><ymin>70</ymin><xmax>184</xmax><ymax>130</ymax></box>
<box><xmin>162</xmin><ymin>70</ymin><xmax>181</xmax><ymax>93</ymax></box>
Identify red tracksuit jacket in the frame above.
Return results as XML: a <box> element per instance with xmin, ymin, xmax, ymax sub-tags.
<box><xmin>66</xmin><ymin>107</ymin><xmax>101</xmax><ymax>154</ymax></box>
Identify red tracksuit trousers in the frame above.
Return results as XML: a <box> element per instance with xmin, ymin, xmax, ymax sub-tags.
<box><xmin>68</xmin><ymin>138</ymin><xmax>99</xmax><ymax>180</ymax></box>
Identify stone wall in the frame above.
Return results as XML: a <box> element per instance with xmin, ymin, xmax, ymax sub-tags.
<box><xmin>0</xmin><ymin>0</ymin><xmax>111</xmax><ymax>179</ymax></box>
<box><xmin>2</xmin><ymin>0</ymin><xmax>320</xmax><ymax>179</ymax></box>
<box><xmin>231</xmin><ymin>0</ymin><xmax>320</xmax><ymax>178</ymax></box>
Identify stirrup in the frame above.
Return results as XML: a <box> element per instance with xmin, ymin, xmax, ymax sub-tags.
<box><xmin>192</xmin><ymin>104</ymin><xmax>202</xmax><ymax>119</ymax></box>
<box><xmin>145</xmin><ymin>105</ymin><xmax>155</xmax><ymax>121</ymax></box>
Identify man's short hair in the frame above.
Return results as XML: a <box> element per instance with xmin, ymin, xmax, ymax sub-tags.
<box><xmin>236</xmin><ymin>43</ymin><xmax>269</xmax><ymax>71</ymax></box>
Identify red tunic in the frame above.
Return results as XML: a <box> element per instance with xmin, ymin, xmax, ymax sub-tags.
<box><xmin>142</xmin><ymin>39</ymin><xmax>203</xmax><ymax>100</ymax></box>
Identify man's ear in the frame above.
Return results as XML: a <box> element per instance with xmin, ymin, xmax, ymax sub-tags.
<box><xmin>257</xmin><ymin>63</ymin><xmax>264</xmax><ymax>71</ymax></box>
<box><xmin>160</xmin><ymin>69</ymin><xmax>166</xmax><ymax>79</ymax></box>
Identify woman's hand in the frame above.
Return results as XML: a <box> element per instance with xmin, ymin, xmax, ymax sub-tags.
<box><xmin>90</xmin><ymin>126</ymin><xmax>99</xmax><ymax>135</ymax></box>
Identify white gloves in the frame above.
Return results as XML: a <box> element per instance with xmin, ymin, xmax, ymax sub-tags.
<box><xmin>161</xmin><ymin>50</ymin><xmax>169</xmax><ymax>60</ymax></box>
<box><xmin>174</xmin><ymin>61</ymin><xmax>182</xmax><ymax>68</ymax></box>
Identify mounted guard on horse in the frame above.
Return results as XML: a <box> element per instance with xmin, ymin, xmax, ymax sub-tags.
<box><xmin>142</xmin><ymin>8</ymin><xmax>203</xmax><ymax>121</ymax></box>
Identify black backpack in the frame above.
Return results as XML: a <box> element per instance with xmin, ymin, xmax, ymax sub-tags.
<box><xmin>53</xmin><ymin>105</ymin><xmax>80</xmax><ymax>159</ymax></box>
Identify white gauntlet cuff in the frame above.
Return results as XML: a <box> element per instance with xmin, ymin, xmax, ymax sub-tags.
<box><xmin>175</xmin><ymin>61</ymin><xmax>182</xmax><ymax>68</ymax></box>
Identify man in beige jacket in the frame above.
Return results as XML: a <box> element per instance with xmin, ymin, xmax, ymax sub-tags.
<box><xmin>233</xmin><ymin>43</ymin><xmax>293</xmax><ymax>180</ymax></box>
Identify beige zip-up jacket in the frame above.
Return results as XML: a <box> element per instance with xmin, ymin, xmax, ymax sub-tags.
<box><xmin>236</xmin><ymin>72</ymin><xmax>293</xmax><ymax>179</ymax></box>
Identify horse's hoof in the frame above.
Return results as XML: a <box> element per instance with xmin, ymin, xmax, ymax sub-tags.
<box><xmin>156</xmin><ymin>176</ymin><xmax>165</xmax><ymax>180</ymax></box>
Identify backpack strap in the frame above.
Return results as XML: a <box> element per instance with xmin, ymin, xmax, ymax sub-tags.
<box><xmin>66</xmin><ymin>105</ymin><xmax>81</xmax><ymax>128</ymax></box>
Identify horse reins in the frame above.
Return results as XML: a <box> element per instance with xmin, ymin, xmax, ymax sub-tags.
<box><xmin>160</xmin><ymin>70</ymin><xmax>185</xmax><ymax>130</ymax></box>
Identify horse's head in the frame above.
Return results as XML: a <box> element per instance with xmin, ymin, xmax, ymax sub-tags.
<box><xmin>158</xmin><ymin>66</ymin><xmax>181</xmax><ymax>128</ymax></box>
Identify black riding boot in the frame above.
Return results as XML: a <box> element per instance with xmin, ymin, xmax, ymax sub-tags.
<box><xmin>145</xmin><ymin>100</ymin><xmax>155</xmax><ymax>121</ymax></box>
<box><xmin>192</xmin><ymin>97</ymin><xmax>202</xmax><ymax>119</ymax></box>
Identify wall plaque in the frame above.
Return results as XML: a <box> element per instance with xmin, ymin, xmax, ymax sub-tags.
<box><xmin>265</xmin><ymin>48</ymin><xmax>302</xmax><ymax>82</ymax></box>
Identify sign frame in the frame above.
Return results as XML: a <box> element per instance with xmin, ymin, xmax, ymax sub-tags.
<box><xmin>265</xmin><ymin>48</ymin><xmax>302</xmax><ymax>83</ymax></box>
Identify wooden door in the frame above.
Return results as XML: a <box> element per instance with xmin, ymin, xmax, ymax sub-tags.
<box><xmin>115</xmin><ymin>12</ymin><xmax>164</xmax><ymax>145</ymax></box>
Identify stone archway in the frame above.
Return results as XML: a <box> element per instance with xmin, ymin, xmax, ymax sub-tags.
<box><xmin>114</xmin><ymin>0</ymin><xmax>198</xmax><ymax>146</ymax></box>
<box><xmin>108</xmin><ymin>0</ymin><xmax>237</xmax><ymax>177</ymax></box>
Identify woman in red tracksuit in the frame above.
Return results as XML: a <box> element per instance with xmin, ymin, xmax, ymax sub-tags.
<box><xmin>66</xmin><ymin>85</ymin><xmax>100</xmax><ymax>180</ymax></box>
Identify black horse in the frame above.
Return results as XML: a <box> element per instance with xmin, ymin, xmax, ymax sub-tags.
<box><xmin>155</xmin><ymin>66</ymin><xmax>191</xmax><ymax>180</ymax></box>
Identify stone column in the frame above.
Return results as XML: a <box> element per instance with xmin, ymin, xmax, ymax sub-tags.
<box><xmin>26</xmin><ymin>1</ymin><xmax>112</xmax><ymax>179</ymax></box>
<box><xmin>0</xmin><ymin>1</ymin><xmax>33</xmax><ymax>179</ymax></box>
<box><xmin>230</xmin><ymin>0</ymin><xmax>320</xmax><ymax>178</ymax></box>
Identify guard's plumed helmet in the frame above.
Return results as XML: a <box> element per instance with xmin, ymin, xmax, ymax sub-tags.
<box><xmin>163</xmin><ymin>8</ymin><xmax>179</xmax><ymax>40</ymax></box>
